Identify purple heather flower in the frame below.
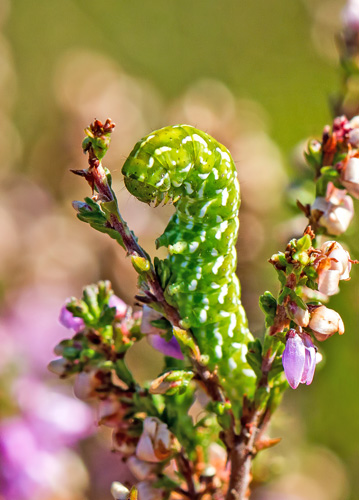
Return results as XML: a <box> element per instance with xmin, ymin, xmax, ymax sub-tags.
<box><xmin>282</xmin><ymin>330</ymin><xmax>316</xmax><ymax>389</ymax></box>
<box><xmin>141</xmin><ymin>306</ymin><xmax>184</xmax><ymax>360</ymax></box>
<box><xmin>59</xmin><ymin>303</ymin><xmax>85</xmax><ymax>332</ymax></box>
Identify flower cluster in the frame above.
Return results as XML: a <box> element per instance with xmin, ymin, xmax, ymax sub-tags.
<box><xmin>305</xmin><ymin>115</ymin><xmax>359</xmax><ymax>236</ymax></box>
<box><xmin>265</xmin><ymin>233</ymin><xmax>353</xmax><ymax>389</ymax></box>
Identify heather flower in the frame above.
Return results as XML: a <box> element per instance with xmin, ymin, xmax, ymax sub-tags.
<box><xmin>316</xmin><ymin>241</ymin><xmax>352</xmax><ymax>295</ymax></box>
<box><xmin>282</xmin><ymin>330</ymin><xmax>316</xmax><ymax>389</ymax></box>
<box><xmin>137</xmin><ymin>481</ymin><xmax>165</xmax><ymax>500</ymax></box>
<box><xmin>59</xmin><ymin>303</ymin><xmax>85</xmax><ymax>332</ymax></box>
<box><xmin>286</xmin><ymin>301</ymin><xmax>310</xmax><ymax>327</ymax></box>
<box><xmin>141</xmin><ymin>306</ymin><xmax>184</xmax><ymax>360</ymax></box>
<box><xmin>309</xmin><ymin>305</ymin><xmax>345</xmax><ymax>341</ymax></box>
<box><xmin>342</xmin><ymin>0</ymin><xmax>359</xmax><ymax>30</ymax></box>
<box><xmin>311</xmin><ymin>182</ymin><xmax>354</xmax><ymax>235</ymax></box>
<box><xmin>341</xmin><ymin>157</ymin><xmax>359</xmax><ymax>198</ymax></box>
<box><xmin>136</xmin><ymin>417</ymin><xmax>179</xmax><ymax>463</ymax></box>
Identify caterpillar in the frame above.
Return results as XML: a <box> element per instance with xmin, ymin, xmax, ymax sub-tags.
<box><xmin>122</xmin><ymin>125</ymin><xmax>255</xmax><ymax>396</ymax></box>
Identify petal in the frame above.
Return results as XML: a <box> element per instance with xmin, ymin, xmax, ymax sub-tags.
<box><xmin>318</xmin><ymin>269</ymin><xmax>340</xmax><ymax>296</ymax></box>
<box><xmin>108</xmin><ymin>295</ymin><xmax>127</xmax><ymax>319</ymax></box>
<box><xmin>136</xmin><ymin>433</ymin><xmax>159</xmax><ymax>463</ymax></box>
<box><xmin>282</xmin><ymin>334</ymin><xmax>306</xmax><ymax>389</ymax></box>
<box><xmin>148</xmin><ymin>335</ymin><xmax>184</xmax><ymax>360</ymax></box>
<box><xmin>300</xmin><ymin>337</ymin><xmax>316</xmax><ymax>386</ymax></box>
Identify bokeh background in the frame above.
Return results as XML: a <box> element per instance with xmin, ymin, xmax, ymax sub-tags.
<box><xmin>0</xmin><ymin>0</ymin><xmax>358</xmax><ymax>499</ymax></box>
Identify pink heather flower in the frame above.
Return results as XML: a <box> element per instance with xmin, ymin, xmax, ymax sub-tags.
<box><xmin>311</xmin><ymin>182</ymin><xmax>354</xmax><ymax>236</ymax></box>
<box><xmin>141</xmin><ymin>306</ymin><xmax>184</xmax><ymax>360</ymax></box>
<box><xmin>286</xmin><ymin>301</ymin><xmax>310</xmax><ymax>327</ymax></box>
<box><xmin>59</xmin><ymin>303</ymin><xmax>85</xmax><ymax>332</ymax></box>
<box><xmin>341</xmin><ymin>157</ymin><xmax>359</xmax><ymax>198</ymax></box>
<box><xmin>282</xmin><ymin>330</ymin><xmax>316</xmax><ymax>389</ymax></box>
<box><xmin>108</xmin><ymin>295</ymin><xmax>128</xmax><ymax>319</ymax></box>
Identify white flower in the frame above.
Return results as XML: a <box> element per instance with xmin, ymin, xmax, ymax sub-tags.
<box><xmin>311</xmin><ymin>183</ymin><xmax>354</xmax><ymax>236</ymax></box>
<box><xmin>136</xmin><ymin>417</ymin><xmax>178</xmax><ymax>463</ymax></box>
<box><xmin>341</xmin><ymin>157</ymin><xmax>359</xmax><ymax>198</ymax></box>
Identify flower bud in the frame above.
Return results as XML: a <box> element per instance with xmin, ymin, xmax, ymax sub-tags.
<box><xmin>111</xmin><ymin>482</ymin><xmax>130</xmax><ymax>500</ymax></box>
<box><xmin>73</xmin><ymin>370</ymin><xmax>102</xmax><ymax>400</ymax></box>
<box><xmin>342</xmin><ymin>0</ymin><xmax>359</xmax><ymax>30</ymax></box>
<box><xmin>47</xmin><ymin>358</ymin><xmax>69</xmax><ymax>376</ymax></box>
<box><xmin>309</xmin><ymin>306</ymin><xmax>344</xmax><ymax>341</ymax></box>
<box><xmin>59</xmin><ymin>303</ymin><xmax>85</xmax><ymax>332</ymax></box>
<box><xmin>286</xmin><ymin>301</ymin><xmax>310</xmax><ymax>327</ymax></box>
<box><xmin>108</xmin><ymin>294</ymin><xmax>128</xmax><ymax>319</ymax></box>
<box><xmin>136</xmin><ymin>417</ymin><xmax>179</xmax><ymax>463</ymax></box>
<box><xmin>149</xmin><ymin>370</ymin><xmax>193</xmax><ymax>395</ymax></box>
<box><xmin>321</xmin><ymin>241</ymin><xmax>352</xmax><ymax>280</ymax></box>
<box><xmin>72</xmin><ymin>200</ymin><xmax>93</xmax><ymax>212</ymax></box>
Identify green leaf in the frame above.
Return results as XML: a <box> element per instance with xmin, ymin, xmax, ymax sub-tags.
<box><xmin>259</xmin><ymin>292</ymin><xmax>277</xmax><ymax>327</ymax></box>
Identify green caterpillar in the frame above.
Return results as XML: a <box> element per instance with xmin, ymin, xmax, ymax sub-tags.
<box><xmin>122</xmin><ymin>125</ymin><xmax>255</xmax><ymax>396</ymax></box>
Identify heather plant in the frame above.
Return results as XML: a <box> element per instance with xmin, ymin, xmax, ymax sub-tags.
<box><xmin>50</xmin><ymin>5</ymin><xmax>359</xmax><ymax>500</ymax></box>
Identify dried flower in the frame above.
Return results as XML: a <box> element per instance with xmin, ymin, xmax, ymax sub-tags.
<box><xmin>282</xmin><ymin>330</ymin><xmax>316</xmax><ymax>389</ymax></box>
<box><xmin>316</xmin><ymin>241</ymin><xmax>352</xmax><ymax>295</ymax></box>
<box><xmin>309</xmin><ymin>305</ymin><xmax>345</xmax><ymax>341</ymax></box>
<box><xmin>136</xmin><ymin>417</ymin><xmax>179</xmax><ymax>463</ymax></box>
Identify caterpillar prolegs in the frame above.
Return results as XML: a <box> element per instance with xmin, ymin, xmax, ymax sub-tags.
<box><xmin>122</xmin><ymin>125</ymin><xmax>255</xmax><ymax>396</ymax></box>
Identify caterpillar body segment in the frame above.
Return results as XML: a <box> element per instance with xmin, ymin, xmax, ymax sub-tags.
<box><xmin>122</xmin><ymin>125</ymin><xmax>255</xmax><ymax>397</ymax></box>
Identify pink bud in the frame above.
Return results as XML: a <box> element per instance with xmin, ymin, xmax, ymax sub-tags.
<box><xmin>59</xmin><ymin>303</ymin><xmax>85</xmax><ymax>332</ymax></box>
<box><xmin>286</xmin><ymin>301</ymin><xmax>310</xmax><ymax>327</ymax></box>
<box><xmin>342</xmin><ymin>0</ymin><xmax>359</xmax><ymax>30</ymax></box>
<box><xmin>47</xmin><ymin>358</ymin><xmax>69</xmax><ymax>376</ymax></box>
<box><xmin>309</xmin><ymin>306</ymin><xmax>345</xmax><ymax>341</ymax></box>
<box><xmin>108</xmin><ymin>295</ymin><xmax>128</xmax><ymax>319</ymax></box>
<box><xmin>73</xmin><ymin>371</ymin><xmax>101</xmax><ymax>400</ymax></box>
<box><xmin>282</xmin><ymin>330</ymin><xmax>316</xmax><ymax>389</ymax></box>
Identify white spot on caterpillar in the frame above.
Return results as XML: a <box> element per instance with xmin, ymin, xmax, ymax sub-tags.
<box><xmin>181</xmin><ymin>163</ymin><xmax>192</xmax><ymax>173</ymax></box>
<box><xmin>215</xmin><ymin>220</ymin><xmax>228</xmax><ymax>239</ymax></box>
<box><xmin>211</xmin><ymin>248</ymin><xmax>218</xmax><ymax>257</ymax></box>
<box><xmin>211</xmin><ymin>282</ymin><xmax>220</xmax><ymax>289</ymax></box>
<box><xmin>212</xmin><ymin>168</ymin><xmax>219</xmax><ymax>180</ymax></box>
<box><xmin>203</xmin><ymin>298</ymin><xmax>209</xmax><ymax>305</ymax></box>
<box><xmin>156</xmin><ymin>174</ymin><xmax>169</xmax><ymax>187</ymax></box>
<box><xmin>196</xmin><ymin>273</ymin><xmax>201</xmax><ymax>279</ymax></box>
<box><xmin>140</xmin><ymin>134</ymin><xmax>155</xmax><ymax>149</ymax></box>
<box><xmin>221</xmin><ymin>188</ymin><xmax>229</xmax><ymax>206</ymax></box>
<box><xmin>228</xmin><ymin>313</ymin><xmax>237</xmax><ymax>337</ymax></box>
<box><xmin>239</xmin><ymin>344</ymin><xmax>248</xmax><ymax>363</ymax></box>
<box><xmin>232</xmin><ymin>342</ymin><xmax>242</xmax><ymax>349</ymax></box>
<box><xmin>214</xmin><ymin>330</ymin><xmax>223</xmax><ymax>345</ymax></box>
<box><xmin>212</xmin><ymin>255</ymin><xmax>225</xmax><ymax>275</ymax></box>
<box><xmin>218</xmin><ymin>284</ymin><xmax>228</xmax><ymax>304</ymax></box>
<box><xmin>215</xmin><ymin>345</ymin><xmax>222</xmax><ymax>359</ymax></box>
<box><xmin>197</xmin><ymin>184</ymin><xmax>205</xmax><ymax>198</ymax></box>
<box><xmin>184</xmin><ymin>182</ymin><xmax>193</xmax><ymax>194</ymax></box>
<box><xmin>188</xmin><ymin>279</ymin><xmax>197</xmax><ymax>291</ymax></box>
<box><xmin>228</xmin><ymin>358</ymin><xmax>237</xmax><ymax>371</ymax></box>
<box><xmin>199</xmin><ymin>309</ymin><xmax>207</xmax><ymax>323</ymax></box>
<box><xmin>148</xmin><ymin>156</ymin><xmax>154</xmax><ymax>167</ymax></box>
<box><xmin>199</xmin><ymin>201</ymin><xmax>212</xmax><ymax>218</ymax></box>
<box><xmin>189</xmin><ymin>241</ymin><xmax>199</xmax><ymax>253</ymax></box>
<box><xmin>198</xmin><ymin>172</ymin><xmax>210</xmax><ymax>179</ymax></box>
<box><xmin>216</xmin><ymin>215</ymin><xmax>223</xmax><ymax>223</ymax></box>
<box><xmin>155</xmin><ymin>146</ymin><xmax>172</xmax><ymax>155</ymax></box>
<box><xmin>243</xmin><ymin>369</ymin><xmax>256</xmax><ymax>378</ymax></box>
<box><xmin>182</xmin><ymin>136</ymin><xmax>192</xmax><ymax>144</ymax></box>
<box><xmin>193</xmin><ymin>134</ymin><xmax>208</xmax><ymax>148</ymax></box>
<box><xmin>186</xmin><ymin>221</ymin><xmax>194</xmax><ymax>230</ymax></box>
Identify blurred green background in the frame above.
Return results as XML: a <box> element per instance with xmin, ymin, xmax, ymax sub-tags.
<box><xmin>1</xmin><ymin>0</ymin><xmax>358</xmax><ymax>499</ymax></box>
